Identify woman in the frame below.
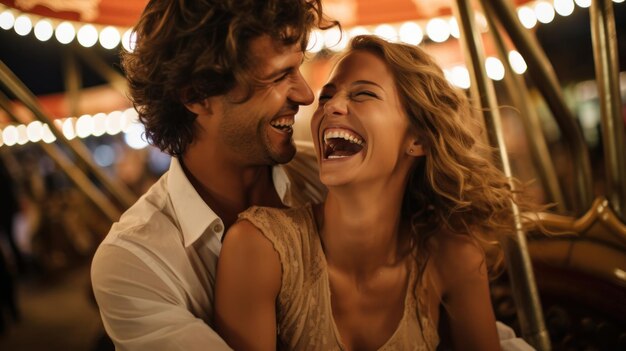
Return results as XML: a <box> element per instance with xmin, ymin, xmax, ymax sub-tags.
<box><xmin>215</xmin><ymin>35</ymin><xmax>521</xmax><ymax>350</ymax></box>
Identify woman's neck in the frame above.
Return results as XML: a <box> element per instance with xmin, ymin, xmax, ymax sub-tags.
<box><xmin>318</xmin><ymin>179</ymin><xmax>410</xmax><ymax>278</ymax></box>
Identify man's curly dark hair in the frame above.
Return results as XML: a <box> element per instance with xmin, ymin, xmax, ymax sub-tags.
<box><xmin>122</xmin><ymin>0</ymin><xmax>337</xmax><ymax>157</ymax></box>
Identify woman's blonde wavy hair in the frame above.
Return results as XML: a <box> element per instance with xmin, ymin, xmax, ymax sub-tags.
<box><xmin>349</xmin><ymin>35</ymin><xmax>532</xmax><ymax>277</ymax></box>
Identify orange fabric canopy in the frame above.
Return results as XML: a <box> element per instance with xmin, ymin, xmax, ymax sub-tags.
<box><xmin>1</xmin><ymin>0</ymin><xmax>533</xmax><ymax>27</ymax></box>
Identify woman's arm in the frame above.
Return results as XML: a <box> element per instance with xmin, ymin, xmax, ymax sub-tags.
<box><xmin>214</xmin><ymin>220</ymin><xmax>282</xmax><ymax>351</ymax></box>
<box><xmin>434</xmin><ymin>234</ymin><xmax>501</xmax><ymax>351</ymax></box>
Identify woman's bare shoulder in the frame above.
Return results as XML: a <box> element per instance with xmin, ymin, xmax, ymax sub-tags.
<box><xmin>429</xmin><ymin>231</ymin><xmax>488</xmax><ymax>291</ymax></box>
<box><xmin>222</xmin><ymin>219</ymin><xmax>279</xmax><ymax>264</ymax></box>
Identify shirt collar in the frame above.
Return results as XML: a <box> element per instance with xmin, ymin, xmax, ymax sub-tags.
<box><xmin>168</xmin><ymin>158</ymin><xmax>222</xmax><ymax>247</ymax></box>
<box><xmin>168</xmin><ymin>158</ymin><xmax>293</xmax><ymax>247</ymax></box>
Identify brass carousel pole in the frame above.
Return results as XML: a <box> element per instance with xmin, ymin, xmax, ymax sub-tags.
<box><xmin>485</xmin><ymin>11</ymin><xmax>566</xmax><ymax>212</ymax></box>
<box><xmin>452</xmin><ymin>0</ymin><xmax>550</xmax><ymax>349</ymax></box>
<box><xmin>63</xmin><ymin>50</ymin><xmax>81</xmax><ymax>118</ymax></box>
<box><xmin>74</xmin><ymin>47</ymin><xmax>128</xmax><ymax>95</ymax></box>
<box><xmin>0</xmin><ymin>59</ymin><xmax>138</xmax><ymax>210</ymax></box>
<box><xmin>0</xmin><ymin>92</ymin><xmax>122</xmax><ymax>223</ymax></box>
<box><xmin>590</xmin><ymin>0</ymin><xmax>626</xmax><ymax>222</ymax></box>
<box><xmin>481</xmin><ymin>0</ymin><xmax>593</xmax><ymax>215</ymax></box>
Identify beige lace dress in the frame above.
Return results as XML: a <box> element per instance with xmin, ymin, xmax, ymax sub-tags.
<box><xmin>238</xmin><ymin>204</ymin><xmax>440</xmax><ymax>351</ymax></box>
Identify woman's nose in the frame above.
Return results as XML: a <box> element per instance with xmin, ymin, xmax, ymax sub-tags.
<box><xmin>323</xmin><ymin>95</ymin><xmax>347</xmax><ymax>116</ymax></box>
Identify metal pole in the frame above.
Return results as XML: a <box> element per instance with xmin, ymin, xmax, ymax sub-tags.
<box><xmin>0</xmin><ymin>93</ymin><xmax>121</xmax><ymax>223</ymax></box>
<box><xmin>453</xmin><ymin>1</ymin><xmax>550</xmax><ymax>349</ymax></box>
<box><xmin>63</xmin><ymin>50</ymin><xmax>81</xmax><ymax>118</ymax></box>
<box><xmin>0</xmin><ymin>59</ymin><xmax>138</xmax><ymax>210</ymax></box>
<box><xmin>590</xmin><ymin>0</ymin><xmax>626</xmax><ymax>222</ymax></box>
<box><xmin>485</xmin><ymin>11</ymin><xmax>566</xmax><ymax>212</ymax></box>
<box><xmin>74</xmin><ymin>46</ymin><xmax>128</xmax><ymax>96</ymax></box>
<box><xmin>482</xmin><ymin>0</ymin><xmax>593</xmax><ymax>215</ymax></box>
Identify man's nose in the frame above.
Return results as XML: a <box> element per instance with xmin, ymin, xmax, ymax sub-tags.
<box><xmin>289</xmin><ymin>70</ymin><xmax>314</xmax><ymax>105</ymax></box>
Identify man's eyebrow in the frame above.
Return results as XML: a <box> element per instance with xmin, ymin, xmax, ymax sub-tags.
<box><xmin>260</xmin><ymin>57</ymin><xmax>305</xmax><ymax>81</ymax></box>
<box><xmin>260</xmin><ymin>66</ymin><xmax>293</xmax><ymax>81</ymax></box>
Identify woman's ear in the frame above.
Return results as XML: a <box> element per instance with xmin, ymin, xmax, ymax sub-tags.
<box><xmin>406</xmin><ymin>139</ymin><xmax>425</xmax><ymax>157</ymax></box>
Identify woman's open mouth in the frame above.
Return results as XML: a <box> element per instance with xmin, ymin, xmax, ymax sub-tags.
<box><xmin>322</xmin><ymin>128</ymin><xmax>365</xmax><ymax>159</ymax></box>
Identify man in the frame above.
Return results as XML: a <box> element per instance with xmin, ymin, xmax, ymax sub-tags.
<box><xmin>91</xmin><ymin>0</ymin><xmax>335</xmax><ymax>349</ymax></box>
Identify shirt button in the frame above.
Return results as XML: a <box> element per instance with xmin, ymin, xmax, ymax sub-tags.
<box><xmin>213</xmin><ymin>223</ymin><xmax>223</xmax><ymax>233</ymax></box>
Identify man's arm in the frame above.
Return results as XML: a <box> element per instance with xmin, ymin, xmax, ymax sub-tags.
<box><xmin>214</xmin><ymin>220</ymin><xmax>281</xmax><ymax>351</ymax></box>
<box><xmin>91</xmin><ymin>245</ymin><xmax>231</xmax><ymax>351</ymax></box>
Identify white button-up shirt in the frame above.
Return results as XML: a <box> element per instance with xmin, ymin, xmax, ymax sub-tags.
<box><xmin>91</xmin><ymin>141</ymin><xmax>325</xmax><ymax>351</ymax></box>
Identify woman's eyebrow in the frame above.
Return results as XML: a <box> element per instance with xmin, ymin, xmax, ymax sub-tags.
<box><xmin>352</xmin><ymin>80</ymin><xmax>383</xmax><ymax>89</ymax></box>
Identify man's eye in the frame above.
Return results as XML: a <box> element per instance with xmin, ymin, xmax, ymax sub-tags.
<box><xmin>274</xmin><ymin>73</ymin><xmax>289</xmax><ymax>83</ymax></box>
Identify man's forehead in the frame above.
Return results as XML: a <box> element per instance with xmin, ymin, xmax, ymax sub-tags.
<box><xmin>248</xmin><ymin>35</ymin><xmax>305</xmax><ymax>74</ymax></box>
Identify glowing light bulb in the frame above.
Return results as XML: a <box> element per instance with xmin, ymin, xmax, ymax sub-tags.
<box><xmin>448</xmin><ymin>18</ymin><xmax>460</xmax><ymax>39</ymax></box>
<box><xmin>14</xmin><ymin>14</ymin><xmax>32</xmax><ymax>36</ymax></box>
<box><xmin>306</xmin><ymin>30</ymin><xmax>324</xmax><ymax>53</ymax></box>
<box><xmin>55</xmin><ymin>21</ymin><xmax>75</xmax><ymax>44</ymax></box>
<box><xmin>517</xmin><ymin>6</ymin><xmax>537</xmax><ymax>29</ymax></box>
<box><xmin>485</xmin><ymin>57</ymin><xmax>505</xmax><ymax>81</ymax></box>
<box><xmin>77</xmin><ymin>24</ymin><xmax>98</xmax><ymax>47</ymax></box>
<box><xmin>62</xmin><ymin>118</ymin><xmax>77</xmax><ymax>140</ymax></box>
<box><xmin>324</xmin><ymin>27</ymin><xmax>347</xmax><ymax>52</ymax></box>
<box><xmin>426</xmin><ymin>18</ymin><xmax>450</xmax><ymax>43</ymax></box>
<box><xmin>374</xmin><ymin>24</ymin><xmax>397</xmax><ymax>42</ymax></box>
<box><xmin>0</xmin><ymin>10</ymin><xmax>15</xmax><ymax>30</ymax></box>
<box><xmin>124</xmin><ymin>123</ymin><xmax>148</xmax><ymax>150</ymax></box>
<box><xmin>92</xmin><ymin>113</ymin><xmax>107</xmax><ymax>137</ymax></box>
<box><xmin>122</xmin><ymin>28</ymin><xmax>137</xmax><ymax>52</ymax></box>
<box><xmin>535</xmin><ymin>2</ymin><xmax>556</xmax><ymax>24</ymax></box>
<box><xmin>508</xmin><ymin>50</ymin><xmax>527</xmax><ymax>74</ymax></box>
<box><xmin>34</xmin><ymin>19</ymin><xmax>53</xmax><ymax>41</ymax></box>
<box><xmin>574</xmin><ymin>0</ymin><xmax>591</xmax><ymax>8</ymax></box>
<box><xmin>451</xmin><ymin>66</ymin><xmax>471</xmax><ymax>89</ymax></box>
<box><xmin>26</xmin><ymin>121</ymin><xmax>43</xmax><ymax>143</ymax></box>
<box><xmin>399</xmin><ymin>22</ymin><xmax>423</xmax><ymax>45</ymax></box>
<box><xmin>99</xmin><ymin>26</ymin><xmax>121</xmax><ymax>49</ymax></box>
<box><xmin>76</xmin><ymin>114</ymin><xmax>94</xmax><ymax>138</ymax></box>
<box><xmin>554</xmin><ymin>0</ymin><xmax>575</xmax><ymax>16</ymax></box>
<box><xmin>348</xmin><ymin>26</ymin><xmax>370</xmax><ymax>40</ymax></box>
<box><xmin>42</xmin><ymin>123</ymin><xmax>56</xmax><ymax>143</ymax></box>
<box><xmin>16</xmin><ymin>124</ymin><xmax>28</xmax><ymax>145</ymax></box>
<box><xmin>2</xmin><ymin>125</ymin><xmax>18</xmax><ymax>146</ymax></box>
<box><xmin>105</xmin><ymin>111</ymin><xmax>123</xmax><ymax>135</ymax></box>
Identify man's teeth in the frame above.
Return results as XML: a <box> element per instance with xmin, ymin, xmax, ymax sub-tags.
<box><xmin>271</xmin><ymin>117</ymin><xmax>294</xmax><ymax>128</ymax></box>
<box><xmin>323</xmin><ymin>130</ymin><xmax>364</xmax><ymax>145</ymax></box>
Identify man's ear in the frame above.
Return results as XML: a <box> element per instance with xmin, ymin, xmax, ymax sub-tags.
<box><xmin>184</xmin><ymin>98</ymin><xmax>213</xmax><ymax>116</ymax></box>
<box><xmin>405</xmin><ymin>139</ymin><xmax>425</xmax><ymax>157</ymax></box>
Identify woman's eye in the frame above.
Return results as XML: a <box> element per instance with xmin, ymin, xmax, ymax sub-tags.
<box><xmin>354</xmin><ymin>91</ymin><xmax>378</xmax><ymax>99</ymax></box>
<box><xmin>318</xmin><ymin>94</ymin><xmax>332</xmax><ymax>102</ymax></box>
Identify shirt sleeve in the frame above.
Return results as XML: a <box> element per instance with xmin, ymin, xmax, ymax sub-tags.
<box><xmin>497</xmin><ymin>321</ymin><xmax>536</xmax><ymax>351</ymax></box>
<box><xmin>91</xmin><ymin>244</ymin><xmax>232</xmax><ymax>351</ymax></box>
